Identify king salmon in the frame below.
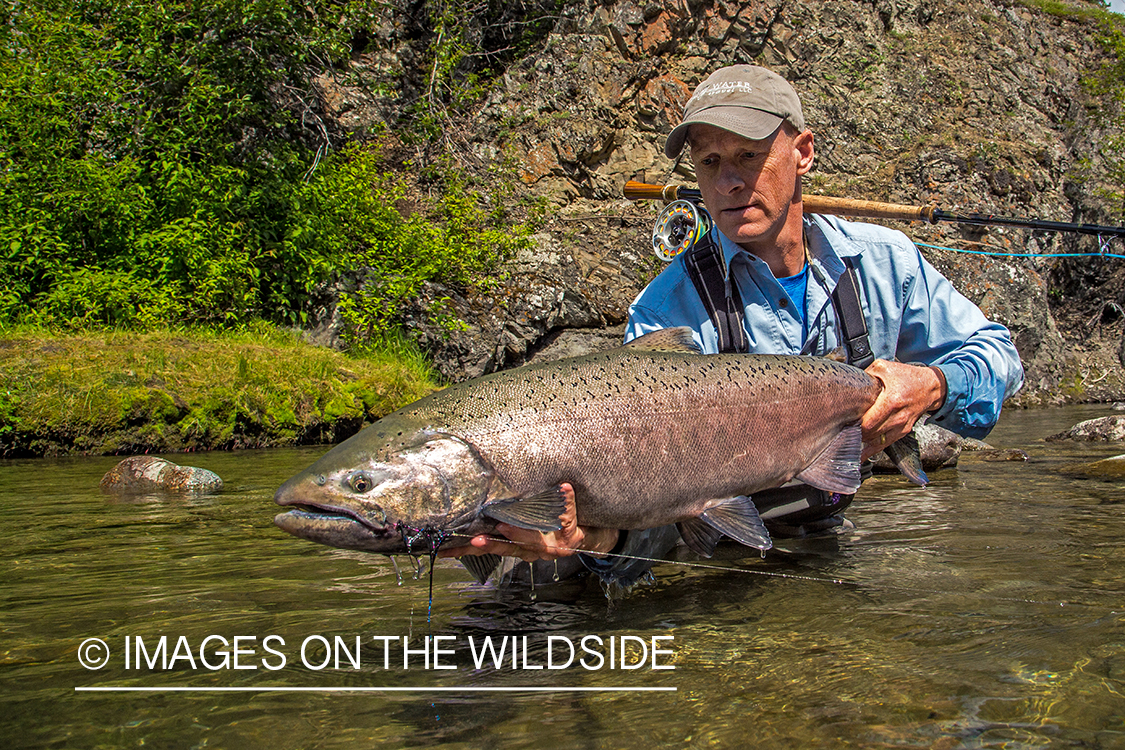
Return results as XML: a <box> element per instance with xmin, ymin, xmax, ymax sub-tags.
<box><xmin>273</xmin><ymin>327</ymin><xmax>926</xmax><ymax>581</ymax></box>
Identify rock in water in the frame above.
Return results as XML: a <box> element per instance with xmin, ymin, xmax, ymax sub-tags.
<box><xmin>101</xmin><ymin>456</ymin><xmax>223</xmax><ymax>494</ymax></box>
<box><xmin>975</xmin><ymin>448</ymin><xmax>1030</xmax><ymax>462</ymax></box>
<box><xmin>1057</xmin><ymin>454</ymin><xmax>1125</xmax><ymax>481</ymax></box>
<box><xmin>1046</xmin><ymin>416</ymin><xmax>1125</xmax><ymax>442</ymax></box>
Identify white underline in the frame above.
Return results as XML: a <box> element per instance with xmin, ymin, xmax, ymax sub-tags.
<box><xmin>75</xmin><ymin>686</ymin><xmax>675</xmax><ymax>693</ymax></box>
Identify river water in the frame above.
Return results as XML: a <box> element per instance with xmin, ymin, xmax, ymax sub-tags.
<box><xmin>2</xmin><ymin>404</ymin><xmax>1124</xmax><ymax>749</ymax></box>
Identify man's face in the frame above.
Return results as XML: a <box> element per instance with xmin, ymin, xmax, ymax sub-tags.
<box><xmin>688</xmin><ymin>123</ymin><xmax>814</xmax><ymax>252</ymax></box>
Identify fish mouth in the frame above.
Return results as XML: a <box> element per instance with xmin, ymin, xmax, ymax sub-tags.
<box><xmin>272</xmin><ymin>499</ymin><xmax>400</xmax><ymax>539</ymax></box>
<box><xmin>279</xmin><ymin>501</ymin><xmax>393</xmax><ymax>534</ymax></box>
<box><xmin>273</xmin><ymin>486</ymin><xmax>407</xmax><ymax>552</ymax></box>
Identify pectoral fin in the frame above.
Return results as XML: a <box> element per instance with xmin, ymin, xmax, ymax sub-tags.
<box><xmin>678</xmin><ymin>496</ymin><xmax>773</xmax><ymax>557</ymax></box>
<box><xmin>481</xmin><ymin>486</ymin><xmax>566</xmax><ymax>531</ymax></box>
<box><xmin>795</xmin><ymin>424</ymin><xmax>864</xmax><ymax>494</ymax></box>
<box><xmin>459</xmin><ymin>553</ymin><xmax>502</xmax><ymax>584</ymax></box>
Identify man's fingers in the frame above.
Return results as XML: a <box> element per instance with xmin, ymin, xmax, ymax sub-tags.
<box><xmin>437</xmin><ymin>536</ymin><xmax>507</xmax><ymax>559</ymax></box>
<box><xmin>437</xmin><ymin>483</ymin><xmax>585</xmax><ymax>563</ymax></box>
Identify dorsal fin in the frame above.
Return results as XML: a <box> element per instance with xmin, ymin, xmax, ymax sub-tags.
<box><xmin>623</xmin><ymin>327</ymin><xmax>702</xmax><ymax>354</ymax></box>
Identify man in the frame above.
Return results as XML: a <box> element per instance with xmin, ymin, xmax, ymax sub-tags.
<box><xmin>441</xmin><ymin>65</ymin><xmax>1024</xmax><ymax>580</ymax></box>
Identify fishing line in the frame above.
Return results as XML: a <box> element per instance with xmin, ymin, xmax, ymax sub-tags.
<box><xmin>915</xmin><ymin>241</ymin><xmax>1125</xmax><ymax>260</ymax></box>
<box><xmin>464</xmin><ymin>535</ymin><xmax>1120</xmax><ymax>611</ymax></box>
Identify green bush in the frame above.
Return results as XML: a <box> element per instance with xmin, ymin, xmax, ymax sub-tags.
<box><xmin>0</xmin><ymin>0</ymin><xmax>540</xmax><ymax>337</ymax></box>
<box><xmin>31</xmin><ymin>267</ymin><xmax>185</xmax><ymax>329</ymax></box>
<box><xmin>291</xmin><ymin>146</ymin><xmax>533</xmax><ymax>341</ymax></box>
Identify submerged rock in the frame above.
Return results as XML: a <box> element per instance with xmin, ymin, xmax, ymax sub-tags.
<box><xmin>1057</xmin><ymin>454</ymin><xmax>1125</xmax><ymax>481</ymax></box>
<box><xmin>960</xmin><ymin>437</ymin><xmax>995</xmax><ymax>451</ymax></box>
<box><xmin>873</xmin><ymin>422</ymin><xmax>963</xmax><ymax>473</ymax></box>
<box><xmin>974</xmin><ymin>448</ymin><xmax>1030</xmax><ymax>462</ymax></box>
<box><xmin>100</xmin><ymin>456</ymin><xmax>223</xmax><ymax>494</ymax></box>
<box><xmin>1046</xmin><ymin>416</ymin><xmax>1125</xmax><ymax>442</ymax></box>
<box><xmin>957</xmin><ymin>436</ymin><xmax>1029</xmax><ymax>462</ymax></box>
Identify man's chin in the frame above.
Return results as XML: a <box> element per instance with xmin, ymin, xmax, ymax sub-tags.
<box><xmin>717</xmin><ymin>220</ymin><xmax>769</xmax><ymax>246</ymax></box>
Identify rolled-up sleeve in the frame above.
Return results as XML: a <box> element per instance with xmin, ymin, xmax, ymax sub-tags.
<box><xmin>891</xmin><ymin>247</ymin><xmax>1024</xmax><ymax>439</ymax></box>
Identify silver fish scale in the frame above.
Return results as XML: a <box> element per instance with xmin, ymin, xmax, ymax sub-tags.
<box><xmin>391</xmin><ymin>350</ymin><xmax>879</xmax><ymax>530</ymax></box>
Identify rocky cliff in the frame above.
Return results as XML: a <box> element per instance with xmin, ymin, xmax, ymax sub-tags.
<box><xmin>315</xmin><ymin>0</ymin><xmax>1125</xmax><ymax>405</ymax></box>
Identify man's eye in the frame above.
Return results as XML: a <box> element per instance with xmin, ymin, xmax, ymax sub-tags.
<box><xmin>743</xmin><ymin>152</ymin><xmax>758</xmax><ymax>159</ymax></box>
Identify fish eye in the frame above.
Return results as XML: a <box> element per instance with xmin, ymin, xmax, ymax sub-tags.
<box><xmin>348</xmin><ymin>471</ymin><xmax>373</xmax><ymax>493</ymax></box>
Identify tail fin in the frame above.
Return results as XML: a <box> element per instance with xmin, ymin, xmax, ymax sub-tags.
<box><xmin>885</xmin><ymin>430</ymin><xmax>929</xmax><ymax>486</ymax></box>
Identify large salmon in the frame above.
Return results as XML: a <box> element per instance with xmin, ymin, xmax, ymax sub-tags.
<box><xmin>273</xmin><ymin>327</ymin><xmax>925</xmax><ymax>581</ymax></box>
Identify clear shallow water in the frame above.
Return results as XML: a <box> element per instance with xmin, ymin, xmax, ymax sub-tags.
<box><xmin>2</xmin><ymin>405</ymin><xmax>1124</xmax><ymax>749</ymax></box>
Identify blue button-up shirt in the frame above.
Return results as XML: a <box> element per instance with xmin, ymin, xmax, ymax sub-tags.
<box><xmin>625</xmin><ymin>213</ymin><xmax>1024</xmax><ymax>439</ymax></box>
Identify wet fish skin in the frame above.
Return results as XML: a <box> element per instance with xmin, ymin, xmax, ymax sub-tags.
<box><xmin>273</xmin><ymin>327</ymin><xmax>924</xmax><ymax>575</ymax></box>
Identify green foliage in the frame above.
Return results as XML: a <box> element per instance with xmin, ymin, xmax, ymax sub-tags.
<box><xmin>400</xmin><ymin>0</ymin><xmax>564</xmax><ymax>143</ymax></box>
<box><xmin>1018</xmin><ymin>0</ymin><xmax>1104</xmax><ymax>20</ymax></box>
<box><xmin>289</xmin><ymin>145</ymin><xmax>534</xmax><ymax>341</ymax></box>
<box><xmin>0</xmin><ymin>0</ymin><xmax>541</xmax><ymax>336</ymax></box>
<box><xmin>31</xmin><ymin>267</ymin><xmax>185</xmax><ymax>329</ymax></box>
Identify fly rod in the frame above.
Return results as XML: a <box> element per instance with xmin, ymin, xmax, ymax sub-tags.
<box><xmin>624</xmin><ymin>180</ymin><xmax>1125</xmax><ymax>248</ymax></box>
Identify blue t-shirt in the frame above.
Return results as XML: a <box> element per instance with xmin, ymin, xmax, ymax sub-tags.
<box><xmin>776</xmin><ymin>263</ymin><xmax>809</xmax><ymax>337</ymax></box>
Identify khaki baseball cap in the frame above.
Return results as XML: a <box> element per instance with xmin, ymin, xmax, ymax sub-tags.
<box><xmin>665</xmin><ymin>65</ymin><xmax>806</xmax><ymax>158</ymax></box>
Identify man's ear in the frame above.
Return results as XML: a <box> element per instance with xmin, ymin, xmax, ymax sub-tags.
<box><xmin>794</xmin><ymin>129</ymin><xmax>815</xmax><ymax>176</ymax></box>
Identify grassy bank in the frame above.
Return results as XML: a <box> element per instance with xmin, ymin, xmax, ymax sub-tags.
<box><xmin>0</xmin><ymin>325</ymin><xmax>441</xmax><ymax>458</ymax></box>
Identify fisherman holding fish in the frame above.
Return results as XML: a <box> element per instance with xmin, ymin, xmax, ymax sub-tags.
<box><xmin>442</xmin><ymin>65</ymin><xmax>1024</xmax><ymax>577</ymax></box>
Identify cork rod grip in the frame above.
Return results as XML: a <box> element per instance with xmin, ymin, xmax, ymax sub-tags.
<box><xmin>623</xmin><ymin>182</ymin><xmax>936</xmax><ymax>224</ymax></box>
<box><xmin>801</xmin><ymin>194</ymin><xmax>936</xmax><ymax>223</ymax></box>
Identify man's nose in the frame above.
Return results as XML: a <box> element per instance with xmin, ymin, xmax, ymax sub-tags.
<box><xmin>716</xmin><ymin>163</ymin><xmax>746</xmax><ymax>194</ymax></box>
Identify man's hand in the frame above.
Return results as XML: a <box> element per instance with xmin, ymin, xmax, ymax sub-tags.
<box><xmin>436</xmin><ymin>483</ymin><xmax>620</xmax><ymax>563</ymax></box>
<box><xmin>860</xmin><ymin>359</ymin><xmax>947</xmax><ymax>461</ymax></box>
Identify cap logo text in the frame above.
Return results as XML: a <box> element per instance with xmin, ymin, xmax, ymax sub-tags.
<box><xmin>690</xmin><ymin>81</ymin><xmax>755</xmax><ymax>105</ymax></box>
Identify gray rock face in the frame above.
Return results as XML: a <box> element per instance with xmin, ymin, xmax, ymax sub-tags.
<box><xmin>1047</xmin><ymin>416</ymin><xmax>1125</xmax><ymax>442</ymax></box>
<box><xmin>313</xmin><ymin>0</ymin><xmax>1125</xmax><ymax>402</ymax></box>
<box><xmin>100</xmin><ymin>456</ymin><xmax>223</xmax><ymax>494</ymax></box>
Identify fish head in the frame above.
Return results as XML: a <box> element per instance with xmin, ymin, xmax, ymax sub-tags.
<box><xmin>273</xmin><ymin>427</ymin><xmax>498</xmax><ymax>554</ymax></box>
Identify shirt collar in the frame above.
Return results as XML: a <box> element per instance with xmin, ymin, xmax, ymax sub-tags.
<box><xmin>803</xmin><ymin>213</ymin><xmax>864</xmax><ymax>278</ymax></box>
<box><xmin>711</xmin><ymin>212</ymin><xmax>865</xmax><ymax>279</ymax></box>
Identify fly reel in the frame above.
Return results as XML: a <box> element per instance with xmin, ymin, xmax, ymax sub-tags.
<box><xmin>651</xmin><ymin>199</ymin><xmax>711</xmax><ymax>262</ymax></box>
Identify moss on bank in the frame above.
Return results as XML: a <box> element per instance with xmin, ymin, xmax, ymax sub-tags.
<box><xmin>0</xmin><ymin>325</ymin><xmax>440</xmax><ymax>457</ymax></box>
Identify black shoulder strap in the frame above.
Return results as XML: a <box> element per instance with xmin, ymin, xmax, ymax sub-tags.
<box><xmin>684</xmin><ymin>232</ymin><xmax>748</xmax><ymax>353</ymax></box>
<box><xmin>685</xmin><ymin>233</ymin><xmax>872</xmax><ymax>364</ymax></box>
<box><xmin>830</xmin><ymin>259</ymin><xmax>874</xmax><ymax>368</ymax></box>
